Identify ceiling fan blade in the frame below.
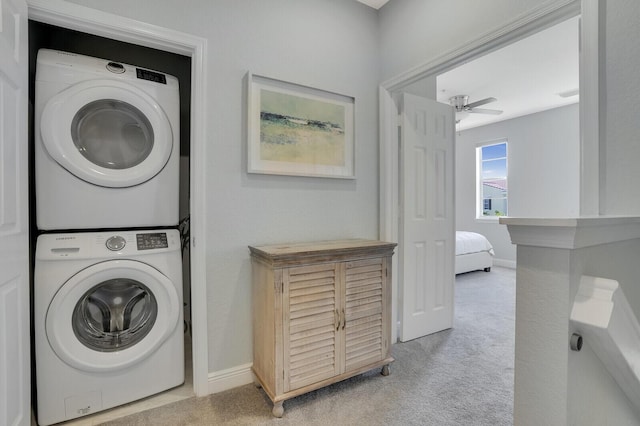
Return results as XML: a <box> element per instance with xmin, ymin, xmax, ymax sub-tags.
<box><xmin>465</xmin><ymin>97</ymin><xmax>497</xmax><ymax>109</ymax></box>
<box><xmin>468</xmin><ymin>108</ymin><xmax>503</xmax><ymax>115</ymax></box>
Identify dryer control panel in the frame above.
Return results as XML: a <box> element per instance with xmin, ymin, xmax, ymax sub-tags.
<box><xmin>35</xmin><ymin>49</ymin><xmax>179</xmax><ymax>90</ymax></box>
<box><xmin>136</xmin><ymin>68</ymin><xmax>167</xmax><ymax>84</ymax></box>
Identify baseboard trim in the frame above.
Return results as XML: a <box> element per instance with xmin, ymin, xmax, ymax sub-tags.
<box><xmin>494</xmin><ymin>258</ymin><xmax>516</xmax><ymax>269</ymax></box>
<box><xmin>207</xmin><ymin>363</ymin><xmax>254</xmax><ymax>395</ymax></box>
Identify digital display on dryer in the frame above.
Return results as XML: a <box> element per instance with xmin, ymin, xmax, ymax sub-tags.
<box><xmin>136</xmin><ymin>68</ymin><xmax>167</xmax><ymax>84</ymax></box>
<box><xmin>136</xmin><ymin>233</ymin><xmax>168</xmax><ymax>250</ymax></box>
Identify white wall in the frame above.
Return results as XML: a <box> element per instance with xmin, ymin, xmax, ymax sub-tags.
<box><xmin>512</xmin><ymin>240</ymin><xmax>640</xmax><ymax>425</ymax></box>
<box><xmin>63</xmin><ymin>0</ymin><xmax>380</xmax><ymax>373</ymax></box>
<box><xmin>603</xmin><ymin>0</ymin><xmax>640</xmax><ymax>214</ymax></box>
<box><xmin>569</xmin><ymin>239</ymin><xmax>640</xmax><ymax>424</ymax></box>
<box><xmin>455</xmin><ymin>104</ymin><xmax>580</xmax><ymax>263</ymax></box>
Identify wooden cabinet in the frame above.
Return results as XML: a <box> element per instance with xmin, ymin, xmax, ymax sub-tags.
<box><xmin>249</xmin><ymin>239</ymin><xmax>396</xmax><ymax>417</ymax></box>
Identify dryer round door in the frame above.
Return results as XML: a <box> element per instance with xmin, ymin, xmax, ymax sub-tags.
<box><xmin>46</xmin><ymin>259</ymin><xmax>180</xmax><ymax>373</ymax></box>
<box><xmin>40</xmin><ymin>79</ymin><xmax>173</xmax><ymax>188</ymax></box>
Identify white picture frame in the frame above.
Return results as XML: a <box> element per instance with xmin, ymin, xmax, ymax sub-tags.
<box><xmin>247</xmin><ymin>73</ymin><xmax>355</xmax><ymax>179</ymax></box>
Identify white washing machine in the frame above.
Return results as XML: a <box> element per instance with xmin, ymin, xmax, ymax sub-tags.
<box><xmin>34</xmin><ymin>229</ymin><xmax>184</xmax><ymax>425</ymax></box>
<box><xmin>35</xmin><ymin>49</ymin><xmax>180</xmax><ymax>231</ymax></box>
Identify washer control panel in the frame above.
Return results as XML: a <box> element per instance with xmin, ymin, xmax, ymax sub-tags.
<box><xmin>35</xmin><ymin>230</ymin><xmax>180</xmax><ymax>260</ymax></box>
<box><xmin>136</xmin><ymin>232</ymin><xmax>169</xmax><ymax>250</ymax></box>
<box><xmin>105</xmin><ymin>235</ymin><xmax>126</xmax><ymax>251</ymax></box>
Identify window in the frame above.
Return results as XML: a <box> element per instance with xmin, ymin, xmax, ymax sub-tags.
<box><xmin>477</xmin><ymin>141</ymin><xmax>507</xmax><ymax>218</ymax></box>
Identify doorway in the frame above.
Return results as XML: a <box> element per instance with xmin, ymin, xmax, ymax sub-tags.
<box><xmin>381</xmin><ymin>0</ymin><xmax>599</xmax><ymax>343</ymax></box>
<box><xmin>27</xmin><ymin>0</ymin><xmax>209</xmax><ymax>411</ymax></box>
<box><xmin>27</xmin><ymin>20</ymin><xmax>196</xmax><ymax>419</ymax></box>
<box><xmin>27</xmin><ymin>20</ymin><xmax>193</xmax><ymax>324</ymax></box>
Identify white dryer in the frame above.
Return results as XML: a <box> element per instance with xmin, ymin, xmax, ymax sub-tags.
<box><xmin>35</xmin><ymin>49</ymin><xmax>180</xmax><ymax>230</ymax></box>
<box><xmin>34</xmin><ymin>229</ymin><xmax>184</xmax><ymax>425</ymax></box>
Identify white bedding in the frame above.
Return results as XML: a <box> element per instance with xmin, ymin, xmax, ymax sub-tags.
<box><xmin>455</xmin><ymin>231</ymin><xmax>495</xmax><ymax>274</ymax></box>
<box><xmin>456</xmin><ymin>231</ymin><xmax>495</xmax><ymax>256</ymax></box>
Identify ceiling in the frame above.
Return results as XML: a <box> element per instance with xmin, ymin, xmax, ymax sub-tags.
<box><xmin>356</xmin><ymin>0</ymin><xmax>579</xmax><ymax>131</ymax></box>
<box><xmin>436</xmin><ymin>16</ymin><xmax>579</xmax><ymax>130</ymax></box>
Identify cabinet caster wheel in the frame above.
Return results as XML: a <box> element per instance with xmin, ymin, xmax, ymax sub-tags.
<box><xmin>272</xmin><ymin>402</ymin><xmax>284</xmax><ymax>418</ymax></box>
<box><xmin>381</xmin><ymin>365</ymin><xmax>390</xmax><ymax>376</ymax></box>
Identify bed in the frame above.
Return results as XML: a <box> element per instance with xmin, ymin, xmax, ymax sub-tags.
<box><xmin>455</xmin><ymin>231</ymin><xmax>494</xmax><ymax>274</ymax></box>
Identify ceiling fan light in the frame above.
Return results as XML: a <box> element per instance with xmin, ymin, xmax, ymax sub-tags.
<box><xmin>449</xmin><ymin>95</ymin><xmax>469</xmax><ymax>111</ymax></box>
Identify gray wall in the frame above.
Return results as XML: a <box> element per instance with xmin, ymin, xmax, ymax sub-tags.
<box><xmin>378</xmin><ymin>0</ymin><xmax>549</xmax><ymax>82</ymax></box>
<box><xmin>455</xmin><ymin>104</ymin><xmax>580</xmax><ymax>263</ymax></box>
<box><xmin>63</xmin><ymin>0</ymin><xmax>380</xmax><ymax>372</ymax></box>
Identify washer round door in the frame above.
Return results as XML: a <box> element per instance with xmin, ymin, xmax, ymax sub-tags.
<box><xmin>40</xmin><ymin>79</ymin><xmax>173</xmax><ymax>188</ymax></box>
<box><xmin>46</xmin><ymin>259</ymin><xmax>180</xmax><ymax>373</ymax></box>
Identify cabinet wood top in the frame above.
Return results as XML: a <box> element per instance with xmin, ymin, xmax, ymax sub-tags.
<box><xmin>249</xmin><ymin>239</ymin><xmax>396</xmax><ymax>267</ymax></box>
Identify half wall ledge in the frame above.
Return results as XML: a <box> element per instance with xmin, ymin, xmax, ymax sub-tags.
<box><xmin>499</xmin><ymin>216</ymin><xmax>640</xmax><ymax>249</ymax></box>
<box><xmin>500</xmin><ymin>215</ymin><xmax>640</xmax><ymax>423</ymax></box>
<box><xmin>571</xmin><ymin>275</ymin><xmax>640</xmax><ymax>414</ymax></box>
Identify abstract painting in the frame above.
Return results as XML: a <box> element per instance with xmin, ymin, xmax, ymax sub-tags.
<box><xmin>247</xmin><ymin>73</ymin><xmax>355</xmax><ymax>178</ymax></box>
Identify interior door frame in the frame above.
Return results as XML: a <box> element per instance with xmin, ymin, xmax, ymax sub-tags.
<box><xmin>379</xmin><ymin>0</ymin><xmax>601</xmax><ymax>343</ymax></box>
<box><xmin>27</xmin><ymin>0</ymin><xmax>210</xmax><ymax>396</ymax></box>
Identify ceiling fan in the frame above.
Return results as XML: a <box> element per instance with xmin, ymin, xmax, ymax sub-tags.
<box><xmin>449</xmin><ymin>95</ymin><xmax>503</xmax><ymax>115</ymax></box>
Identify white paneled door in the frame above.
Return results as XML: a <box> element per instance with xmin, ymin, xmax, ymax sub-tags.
<box><xmin>0</xmin><ymin>0</ymin><xmax>30</xmax><ymax>424</ymax></box>
<box><xmin>399</xmin><ymin>93</ymin><xmax>455</xmax><ymax>342</ymax></box>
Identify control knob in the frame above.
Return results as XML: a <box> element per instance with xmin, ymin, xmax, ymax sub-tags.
<box><xmin>105</xmin><ymin>235</ymin><xmax>126</xmax><ymax>251</ymax></box>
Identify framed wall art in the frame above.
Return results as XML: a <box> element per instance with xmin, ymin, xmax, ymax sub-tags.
<box><xmin>247</xmin><ymin>73</ymin><xmax>355</xmax><ymax>179</ymax></box>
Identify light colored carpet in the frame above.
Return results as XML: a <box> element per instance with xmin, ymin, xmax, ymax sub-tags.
<box><xmin>101</xmin><ymin>266</ymin><xmax>515</xmax><ymax>426</ymax></box>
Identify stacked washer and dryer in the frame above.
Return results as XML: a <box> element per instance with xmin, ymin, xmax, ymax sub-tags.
<box><xmin>34</xmin><ymin>49</ymin><xmax>185</xmax><ymax>425</ymax></box>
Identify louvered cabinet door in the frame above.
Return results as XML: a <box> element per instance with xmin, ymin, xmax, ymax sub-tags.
<box><xmin>344</xmin><ymin>257</ymin><xmax>388</xmax><ymax>372</ymax></box>
<box><xmin>282</xmin><ymin>263</ymin><xmax>343</xmax><ymax>392</ymax></box>
<box><xmin>250</xmin><ymin>240</ymin><xmax>396</xmax><ymax>417</ymax></box>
